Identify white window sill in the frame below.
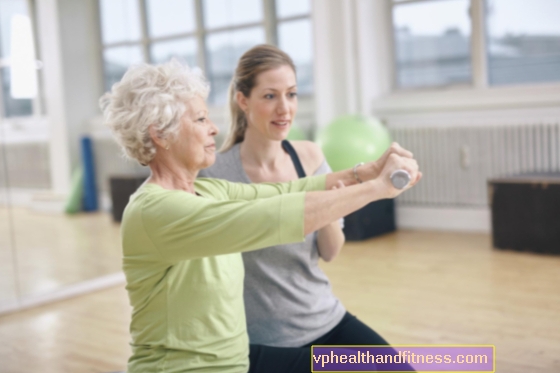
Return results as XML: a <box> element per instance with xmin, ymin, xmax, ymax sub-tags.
<box><xmin>372</xmin><ymin>82</ymin><xmax>560</xmax><ymax>116</ymax></box>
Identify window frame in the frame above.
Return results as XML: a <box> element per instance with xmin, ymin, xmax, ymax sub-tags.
<box><xmin>97</xmin><ymin>0</ymin><xmax>314</xmax><ymax>108</ymax></box>
<box><xmin>274</xmin><ymin>3</ymin><xmax>314</xmax><ymax>97</ymax></box>
<box><xmin>388</xmin><ymin>0</ymin><xmax>478</xmax><ymax>91</ymax></box>
<box><xmin>376</xmin><ymin>0</ymin><xmax>560</xmax><ymax>113</ymax></box>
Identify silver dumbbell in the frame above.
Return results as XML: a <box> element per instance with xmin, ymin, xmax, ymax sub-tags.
<box><xmin>390</xmin><ymin>170</ymin><xmax>411</xmax><ymax>189</ymax></box>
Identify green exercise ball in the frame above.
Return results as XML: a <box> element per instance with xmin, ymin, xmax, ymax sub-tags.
<box><xmin>287</xmin><ymin>124</ymin><xmax>307</xmax><ymax>141</ymax></box>
<box><xmin>316</xmin><ymin>115</ymin><xmax>391</xmax><ymax>172</ymax></box>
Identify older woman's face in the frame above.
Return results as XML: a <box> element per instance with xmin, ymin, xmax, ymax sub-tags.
<box><xmin>172</xmin><ymin>96</ymin><xmax>218</xmax><ymax>170</ymax></box>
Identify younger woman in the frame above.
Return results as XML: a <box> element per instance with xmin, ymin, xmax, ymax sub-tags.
<box><xmin>199</xmin><ymin>45</ymin><xmax>418</xmax><ymax>361</ymax></box>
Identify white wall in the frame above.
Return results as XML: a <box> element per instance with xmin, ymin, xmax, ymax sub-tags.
<box><xmin>57</xmin><ymin>0</ymin><xmax>104</xmax><ymax>169</ymax></box>
<box><xmin>311</xmin><ymin>0</ymin><xmax>393</xmax><ymax>128</ymax></box>
<box><xmin>32</xmin><ymin>0</ymin><xmax>104</xmax><ymax>196</ymax></box>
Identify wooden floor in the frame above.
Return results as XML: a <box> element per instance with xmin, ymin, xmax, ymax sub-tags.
<box><xmin>0</xmin><ymin>208</ymin><xmax>122</xmax><ymax>299</ymax></box>
<box><xmin>1</xmin><ymin>230</ymin><xmax>559</xmax><ymax>372</ymax></box>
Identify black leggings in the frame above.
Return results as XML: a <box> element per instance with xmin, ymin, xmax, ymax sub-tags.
<box><xmin>248</xmin><ymin>312</ymin><xmax>413</xmax><ymax>373</ymax></box>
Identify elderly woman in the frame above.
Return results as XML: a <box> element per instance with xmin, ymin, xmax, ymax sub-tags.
<box><xmin>100</xmin><ymin>60</ymin><xmax>420</xmax><ymax>373</ymax></box>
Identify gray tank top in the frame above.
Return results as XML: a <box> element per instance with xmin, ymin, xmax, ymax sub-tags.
<box><xmin>198</xmin><ymin>143</ymin><xmax>346</xmax><ymax>347</ymax></box>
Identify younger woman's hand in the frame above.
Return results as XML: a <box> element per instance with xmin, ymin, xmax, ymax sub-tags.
<box><xmin>357</xmin><ymin>142</ymin><xmax>414</xmax><ymax>182</ymax></box>
<box><xmin>331</xmin><ymin>180</ymin><xmax>345</xmax><ymax>190</ymax></box>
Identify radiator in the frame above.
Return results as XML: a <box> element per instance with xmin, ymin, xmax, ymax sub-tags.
<box><xmin>2</xmin><ymin>121</ymin><xmax>560</xmax><ymax>210</ymax></box>
<box><xmin>390</xmin><ymin>123</ymin><xmax>560</xmax><ymax>207</ymax></box>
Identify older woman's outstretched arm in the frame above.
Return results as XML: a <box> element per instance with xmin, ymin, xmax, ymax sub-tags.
<box><xmin>304</xmin><ymin>181</ymin><xmax>383</xmax><ymax>235</ymax></box>
<box><xmin>196</xmin><ymin>174</ymin><xmax>327</xmax><ymax>201</ymax></box>
<box><xmin>304</xmin><ymin>152</ymin><xmax>420</xmax><ymax>235</ymax></box>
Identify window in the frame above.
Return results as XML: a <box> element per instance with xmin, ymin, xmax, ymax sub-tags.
<box><xmin>99</xmin><ymin>0</ymin><xmax>145</xmax><ymax>91</ymax></box>
<box><xmin>486</xmin><ymin>0</ymin><xmax>560</xmax><ymax>86</ymax></box>
<box><xmin>0</xmin><ymin>0</ymin><xmax>40</xmax><ymax>118</ymax></box>
<box><xmin>146</xmin><ymin>0</ymin><xmax>198</xmax><ymax>68</ymax></box>
<box><xmin>390</xmin><ymin>0</ymin><xmax>560</xmax><ymax>90</ymax></box>
<box><xmin>392</xmin><ymin>0</ymin><xmax>471</xmax><ymax>88</ymax></box>
<box><xmin>98</xmin><ymin>0</ymin><xmax>314</xmax><ymax>105</ymax></box>
<box><xmin>206</xmin><ymin>27</ymin><xmax>266</xmax><ymax>104</ymax></box>
<box><xmin>203</xmin><ymin>0</ymin><xmax>265</xmax><ymax>104</ymax></box>
<box><xmin>275</xmin><ymin>0</ymin><xmax>313</xmax><ymax>95</ymax></box>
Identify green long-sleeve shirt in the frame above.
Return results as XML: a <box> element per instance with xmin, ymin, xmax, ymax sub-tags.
<box><xmin>122</xmin><ymin>175</ymin><xmax>326</xmax><ymax>373</ymax></box>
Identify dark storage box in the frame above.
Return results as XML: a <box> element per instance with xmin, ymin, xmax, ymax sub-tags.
<box><xmin>343</xmin><ymin>199</ymin><xmax>396</xmax><ymax>241</ymax></box>
<box><xmin>488</xmin><ymin>173</ymin><xmax>560</xmax><ymax>254</ymax></box>
<box><xmin>109</xmin><ymin>176</ymin><xmax>148</xmax><ymax>222</ymax></box>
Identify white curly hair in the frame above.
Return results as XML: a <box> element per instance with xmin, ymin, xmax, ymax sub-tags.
<box><xmin>99</xmin><ymin>59</ymin><xmax>210</xmax><ymax>165</ymax></box>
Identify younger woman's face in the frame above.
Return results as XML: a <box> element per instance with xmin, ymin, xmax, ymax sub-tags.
<box><xmin>238</xmin><ymin>65</ymin><xmax>298</xmax><ymax>141</ymax></box>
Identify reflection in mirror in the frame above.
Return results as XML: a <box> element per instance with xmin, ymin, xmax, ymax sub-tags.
<box><xmin>0</xmin><ymin>125</ymin><xmax>19</xmax><ymax>311</ymax></box>
<box><xmin>10</xmin><ymin>14</ymin><xmax>38</xmax><ymax>99</ymax></box>
<box><xmin>0</xmin><ymin>0</ymin><xmax>127</xmax><ymax>313</ymax></box>
<box><xmin>0</xmin><ymin>0</ymin><xmax>33</xmax><ymax>117</ymax></box>
<box><xmin>3</xmin><ymin>120</ymin><xmax>124</xmax><ymax>300</ymax></box>
<box><xmin>10</xmin><ymin>206</ymin><xmax>123</xmax><ymax>297</ymax></box>
<box><xmin>2</xmin><ymin>68</ymin><xmax>32</xmax><ymax>118</ymax></box>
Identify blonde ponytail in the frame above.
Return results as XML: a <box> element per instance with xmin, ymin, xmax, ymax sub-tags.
<box><xmin>220</xmin><ymin>80</ymin><xmax>248</xmax><ymax>151</ymax></box>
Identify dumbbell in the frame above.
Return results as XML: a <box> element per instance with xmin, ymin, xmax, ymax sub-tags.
<box><xmin>390</xmin><ymin>170</ymin><xmax>411</xmax><ymax>189</ymax></box>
